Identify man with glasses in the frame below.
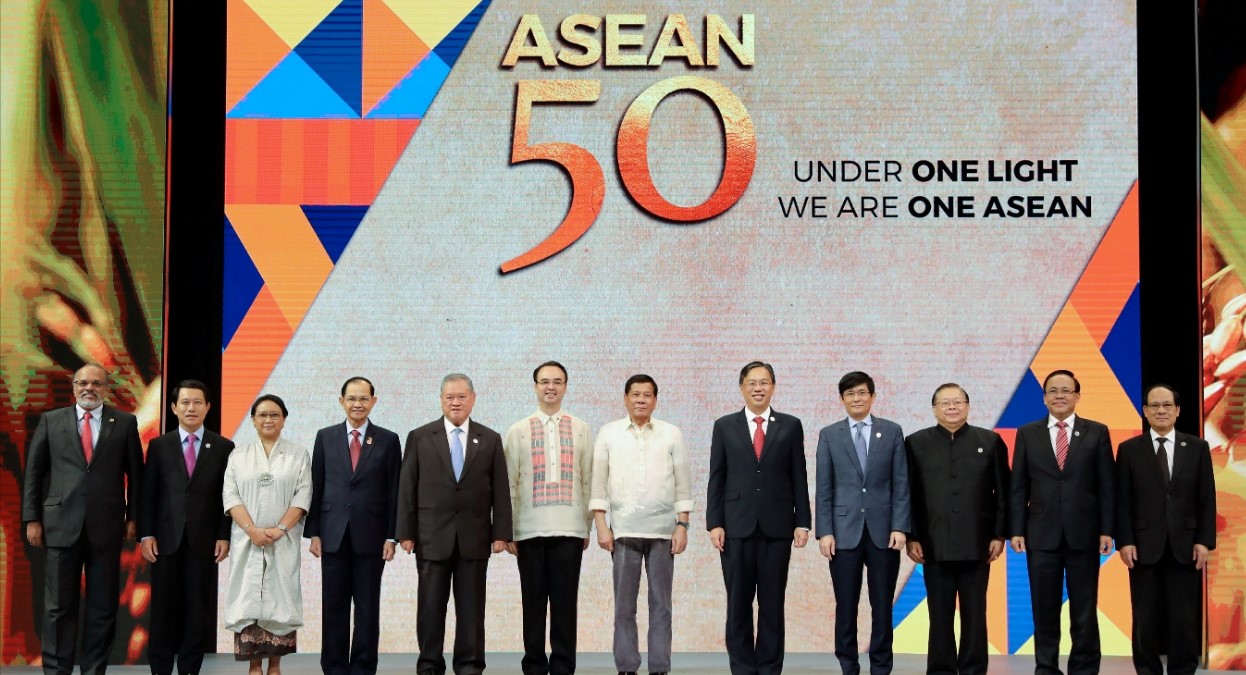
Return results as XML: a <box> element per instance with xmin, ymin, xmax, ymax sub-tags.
<box><xmin>1007</xmin><ymin>370</ymin><xmax>1114</xmax><ymax>675</ymax></box>
<box><xmin>815</xmin><ymin>371</ymin><xmax>910</xmax><ymax>675</ymax></box>
<box><xmin>21</xmin><ymin>363</ymin><xmax>144</xmax><ymax>675</ymax></box>
<box><xmin>905</xmin><ymin>383</ymin><xmax>1008</xmax><ymax>675</ymax></box>
<box><xmin>502</xmin><ymin>361</ymin><xmax>594</xmax><ymax>675</ymax></box>
<box><xmin>1116</xmin><ymin>385</ymin><xmax>1216</xmax><ymax>675</ymax></box>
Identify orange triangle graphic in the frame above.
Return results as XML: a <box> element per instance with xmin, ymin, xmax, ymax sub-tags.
<box><xmin>363</xmin><ymin>0</ymin><xmax>430</xmax><ymax>116</ymax></box>
<box><xmin>226</xmin><ymin>0</ymin><xmax>292</xmax><ymax>112</ymax></box>
<box><xmin>1069</xmin><ymin>182</ymin><xmax>1139</xmax><ymax>346</ymax></box>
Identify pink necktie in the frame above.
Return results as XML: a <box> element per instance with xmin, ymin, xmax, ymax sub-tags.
<box><xmin>81</xmin><ymin>411</ymin><xmax>93</xmax><ymax>463</ymax></box>
<box><xmin>1055</xmin><ymin>421</ymin><xmax>1069</xmax><ymax>470</ymax></box>
<box><xmin>350</xmin><ymin>430</ymin><xmax>362</xmax><ymax>470</ymax></box>
<box><xmin>753</xmin><ymin>416</ymin><xmax>765</xmax><ymax>459</ymax></box>
<box><xmin>185</xmin><ymin>433</ymin><xmax>197</xmax><ymax>477</ymax></box>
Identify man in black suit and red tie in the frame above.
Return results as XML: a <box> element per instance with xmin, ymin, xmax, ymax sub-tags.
<box><xmin>139</xmin><ymin>379</ymin><xmax>236</xmax><ymax>675</ymax></box>
<box><xmin>1008</xmin><ymin>370</ymin><xmax>1115</xmax><ymax>675</ymax></box>
<box><xmin>397</xmin><ymin>373</ymin><xmax>513</xmax><ymax>675</ymax></box>
<box><xmin>306</xmin><ymin>377</ymin><xmax>402</xmax><ymax>675</ymax></box>
<box><xmin>707</xmin><ymin>361</ymin><xmax>811</xmax><ymax>675</ymax></box>
<box><xmin>1116</xmin><ymin>384</ymin><xmax>1216</xmax><ymax>675</ymax></box>
<box><xmin>21</xmin><ymin>363</ymin><xmax>143</xmax><ymax>675</ymax></box>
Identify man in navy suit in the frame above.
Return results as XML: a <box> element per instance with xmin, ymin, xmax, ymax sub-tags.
<box><xmin>815</xmin><ymin>371</ymin><xmax>910</xmax><ymax>675</ymax></box>
<box><xmin>1116</xmin><ymin>384</ymin><xmax>1216</xmax><ymax>675</ymax></box>
<box><xmin>139</xmin><ymin>379</ymin><xmax>236</xmax><ymax>675</ymax></box>
<box><xmin>1008</xmin><ymin>370</ymin><xmax>1114</xmax><ymax>675</ymax></box>
<box><xmin>707</xmin><ymin>361</ymin><xmax>811</xmax><ymax>675</ymax></box>
<box><xmin>306</xmin><ymin>377</ymin><xmax>402</xmax><ymax>675</ymax></box>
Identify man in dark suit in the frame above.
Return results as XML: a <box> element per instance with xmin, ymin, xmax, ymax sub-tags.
<box><xmin>21</xmin><ymin>363</ymin><xmax>143</xmax><ymax>675</ymax></box>
<box><xmin>815</xmin><ymin>371</ymin><xmax>910</xmax><ymax>675</ymax></box>
<box><xmin>1116</xmin><ymin>384</ymin><xmax>1216</xmax><ymax>675</ymax></box>
<box><xmin>707</xmin><ymin>361</ymin><xmax>811</xmax><ymax>675</ymax></box>
<box><xmin>905</xmin><ymin>383</ymin><xmax>1008</xmax><ymax>675</ymax></box>
<box><xmin>397</xmin><ymin>373</ymin><xmax>512</xmax><ymax>675</ymax></box>
<box><xmin>138</xmin><ymin>379</ymin><xmax>235</xmax><ymax>675</ymax></box>
<box><xmin>307</xmin><ymin>377</ymin><xmax>402</xmax><ymax>675</ymax></box>
<box><xmin>1008</xmin><ymin>370</ymin><xmax>1114</xmax><ymax>675</ymax></box>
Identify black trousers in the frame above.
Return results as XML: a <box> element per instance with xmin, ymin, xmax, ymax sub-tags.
<box><xmin>721</xmin><ymin>529</ymin><xmax>792</xmax><ymax>675</ymax></box>
<box><xmin>322</xmin><ymin>529</ymin><xmax>387</xmax><ymax>675</ymax></box>
<box><xmin>43</xmin><ymin>532</ymin><xmax>121</xmax><ymax>675</ymax></box>
<box><xmin>922</xmin><ymin>559</ymin><xmax>990</xmax><ymax>675</ymax></box>
<box><xmin>148</xmin><ymin>533</ymin><xmax>216</xmax><ymax>675</ymax></box>
<box><xmin>1128</xmin><ymin>541</ymin><xmax>1202</xmax><ymax>675</ymax></box>
<box><xmin>1026</xmin><ymin>536</ymin><xmax>1101</xmax><ymax>675</ymax></box>
<box><xmin>416</xmin><ymin>542</ymin><xmax>488</xmax><ymax>675</ymax></box>
<box><xmin>829</xmin><ymin>524</ymin><xmax>900</xmax><ymax>675</ymax></box>
<box><xmin>517</xmin><ymin>536</ymin><xmax>584</xmax><ymax>675</ymax></box>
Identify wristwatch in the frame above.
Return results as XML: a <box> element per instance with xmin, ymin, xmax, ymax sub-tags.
<box><xmin>277</xmin><ymin>523</ymin><xmax>289</xmax><ymax>532</ymax></box>
<box><xmin>675</xmin><ymin>521</ymin><xmax>690</xmax><ymax>529</ymax></box>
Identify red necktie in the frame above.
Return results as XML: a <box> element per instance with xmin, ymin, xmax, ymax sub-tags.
<box><xmin>185</xmin><ymin>433</ymin><xmax>198</xmax><ymax>477</ymax></box>
<box><xmin>81</xmin><ymin>411</ymin><xmax>94</xmax><ymax>463</ymax></box>
<box><xmin>753</xmin><ymin>416</ymin><xmax>765</xmax><ymax>459</ymax></box>
<box><xmin>350</xmin><ymin>430</ymin><xmax>362</xmax><ymax>470</ymax></box>
<box><xmin>1055</xmin><ymin>420</ymin><xmax>1069</xmax><ymax>470</ymax></box>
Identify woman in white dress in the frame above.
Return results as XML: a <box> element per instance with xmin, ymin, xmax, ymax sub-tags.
<box><xmin>222</xmin><ymin>394</ymin><xmax>311</xmax><ymax>675</ymax></box>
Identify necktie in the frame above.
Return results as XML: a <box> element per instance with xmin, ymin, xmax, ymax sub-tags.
<box><xmin>1156</xmin><ymin>437</ymin><xmax>1170</xmax><ymax>486</ymax></box>
<box><xmin>752</xmin><ymin>416</ymin><xmax>765</xmax><ymax>459</ymax></box>
<box><xmin>1055</xmin><ymin>420</ymin><xmax>1069</xmax><ymax>471</ymax></box>
<box><xmin>350</xmin><ymin>430</ymin><xmax>361</xmax><ymax>471</ymax></box>
<box><xmin>451</xmin><ymin>428</ymin><xmax>465</xmax><ymax>481</ymax></box>
<box><xmin>81</xmin><ymin>411</ymin><xmax>94</xmax><ymax>463</ymax></box>
<box><xmin>185</xmin><ymin>433</ymin><xmax>198</xmax><ymax>477</ymax></box>
<box><xmin>853</xmin><ymin>422</ymin><xmax>868</xmax><ymax>474</ymax></box>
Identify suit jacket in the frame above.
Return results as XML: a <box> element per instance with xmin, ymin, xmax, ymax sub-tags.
<box><xmin>305</xmin><ymin>421</ymin><xmax>402</xmax><ymax>554</ymax></box>
<box><xmin>395</xmin><ymin>418</ymin><xmax>512</xmax><ymax>560</ymax></box>
<box><xmin>22</xmin><ymin>404</ymin><xmax>143</xmax><ymax>548</ymax></box>
<box><xmin>707</xmin><ymin>409</ymin><xmax>811</xmax><ymax>538</ymax></box>
<box><xmin>1007</xmin><ymin>415</ymin><xmax>1114</xmax><ymax>551</ymax></box>
<box><xmin>138</xmin><ymin>428</ymin><xmax>235</xmax><ymax>556</ymax></box>
<box><xmin>906</xmin><ymin>424</ymin><xmax>1009</xmax><ymax>562</ymax></box>
<box><xmin>1115</xmin><ymin>431</ymin><xmax>1216</xmax><ymax>565</ymax></box>
<box><xmin>814</xmin><ymin>415</ymin><xmax>911</xmax><ymax>549</ymax></box>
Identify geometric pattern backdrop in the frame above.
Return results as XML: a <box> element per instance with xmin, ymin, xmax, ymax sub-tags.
<box><xmin>222</xmin><ymin>0</ymin><xmax>489</xmax><ymax>436</ymax></box>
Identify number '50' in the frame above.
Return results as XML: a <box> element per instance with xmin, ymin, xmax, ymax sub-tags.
<box><xmin>500</xmin><ymin>76</ymin><xmax>756</xmax><ymax>274</ymax></box>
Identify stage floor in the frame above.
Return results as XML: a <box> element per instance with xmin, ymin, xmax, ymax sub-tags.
<box><xmin>7</xmin><ymin>653</ymin><xmax>1143</xmax><ymax>674</ymax></box>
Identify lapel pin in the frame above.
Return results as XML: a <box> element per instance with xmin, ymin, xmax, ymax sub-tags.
<box><xmin>1074</xmin><ymin>431</ymin><xmax>1081</xmax><ymax>436</ymax></box>
<box><xmin>205</xmin><ymin>443</ymin><xmax>212</xmax><ymax>449</ymax></box>
<box><xmin>367</xmin><ymin>437</ymin><xmax>374</xmax><ymax>445</ymax></box>
<box><xmin>876</xmin><ymin>432</ymin><xmax>882</xmax><ymax>438</ymax></box>
<box><xmin>473</xmin><ymin>438</ymin><xmax>479</xmax><ymax>444</ymax></box>
<box><xmin>1180</xmin><ymin>441</ymin><xmax>1187</xmax><ymax>447</ymax></box>
<box><xmin>769</xmin><ymin>417</ymin><xmax>775</xmax><ymax>422</ymax></box>
<box><xmin>109</xmin><ymin>418</ymin><xmax>115</xmax><ymax>423</ymax></box>
<box><xmin>977</xmin><ymin>447</ymin><xmax>984</xmax><ymax>453</ymax></box>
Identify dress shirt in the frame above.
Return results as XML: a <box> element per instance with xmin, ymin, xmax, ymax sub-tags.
<box><xmin>1047</xmin><ymin>413</ymin><xmax>1077</xmax><ymax>458</ymax></box>
<box><xmin>746</xmin><ymin>407</ymin><xmax>773</xmax><ymax>438</ymax></box>
<box><xmin>1150</xmin><ymin>428</ymin><xmax>1176</xmax><ymax>476</ymax></box>
<box><xmin>590</xmin><ymin>417</ymin><xmax>693</xmax><ymax>539</ymax></box>
<box><xmin>178</xmin><ymin>425</ymin><xmax>206</xmax><ymax>460</ymax></box>
<box><xmin>345</xmin><ymin>419</ymin><xmax>370</xmax><ymax>442</ymax></box>
<box><xmin>443</xmin><ymin>417</ymin><xmax>471</xmax><ymax>450</ymax></box>
<box><xmin>503</xmin><ymin>410</ymin><xmax>594</xmax><ymax>539</ymax></box>
<box><xmin>77</xmin><ymin>404</ymin><xmax>102</xmax><ymax>449</ymax></box>
<box><xmin>848</xmin><ymin>414</ymin><xmax>874</xmax><ymax>453</ymax></box>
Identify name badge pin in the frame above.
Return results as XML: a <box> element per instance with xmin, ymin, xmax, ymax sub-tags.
<box><xmin>109</xmin><ymin>418</ymin><xmax>115</xmax><ymax>423</ymax></box>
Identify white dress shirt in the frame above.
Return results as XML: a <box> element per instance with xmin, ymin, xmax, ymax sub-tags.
<box><xmin>76</xmin><ymin>404</ymin><xmax>102</xmax><ymax>449</ymax></box>
<box><xmin>1150</xmin><ymin>428</ymin><xmax>1176</xmax><ymax>476</ymax></box>
<box><xmin>590</xmin><ymin>417</ymin><xmax>693</xmax><ymax>539</ymax></box>
<box><xmin>1047</xmin><ymin>413</ymin><xmax>1077</xmax><ymax>457</ymax></box>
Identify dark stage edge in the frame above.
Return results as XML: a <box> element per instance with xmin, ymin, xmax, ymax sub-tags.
<box><xmin>9</xmin><ymin>653</ymin><xmax>1143</xmax><ymax>674</ymax></box>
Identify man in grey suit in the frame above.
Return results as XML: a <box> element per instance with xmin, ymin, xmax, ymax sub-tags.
<box><xmin>815</xmin><ymin>371</ymin><xmax>910</xmax><ymax>675</ymax></box>
<box><xmin>21</xmin><ymin>363</ymin><xmax>143</xmax><ymax>675</ymax></box>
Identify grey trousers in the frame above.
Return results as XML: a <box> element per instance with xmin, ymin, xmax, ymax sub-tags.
<box><xmin>611</xmin><ymin>537</ymin><xmax>674</xmax><ymax>672</ymax></box>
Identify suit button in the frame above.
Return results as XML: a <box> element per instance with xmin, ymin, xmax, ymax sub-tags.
<box><xmin>346</xmin><ymin>504</ymin><xmax>352</xmax><ymax>509</ymax></box>
<box><xmin>862</xmin><ymin>488</ymin><xmax>867</xmax><ymax>493</ymax></box>
<box><xmin>756</xmin><ymin>469</ymin><xmax>761</xmax><ymax>474</ymax></box>
<box><xmin>952</xmin><ymin>508</ymin><xmax>959</xmax><ymax>513</ymax></box>
<box><xmin>756</xmin><ymin>488</ymin><xmax>761</xmax><ymax>491</ymax></box>
<box><xmin>860</xmin><ymin>508</ymin><xmax>865</xmax><ymax>513</ymax></box>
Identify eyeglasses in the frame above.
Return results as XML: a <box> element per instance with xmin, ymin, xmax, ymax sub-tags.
<box><xmin>73</xmin><ymin>380</ymin><xmax>107</xmax><ymax>388</ymax></box>
<box><xmin>1045</xmin><ymin>388</ymin><xmax>1076</xmax><ymax>397</ymax></box>
<box><xmin>254</xmin><ymin>412</ymin><xmax>284</xmax><ymax>420</ymax></box>
<box><xmin>343</xmin><ymin>396</ymin><xmax>373</xmax><ymax>404</ymax></box>
<box><xmin>744</xmin><ymin>379</ymin><xmax>773</xmax><ymax>388</ymax></box>
<box><xmin>1145</xmin><ymin>402</ymin><xmax>1176</xmax><ymax>411</ymax></box>
<box><xmin>842</xmin><ymin>389</ymin><xmax>872</xmax><ymax>400</ymax></box>
<box><xmin>935</xmin><ymin>400</ymin><xmax>967</xmax><ymax>409</ymax></box>
<box><xmin>537</xmin><ymin>379</ymin><xmax>565</xmax><ymax>387</ymax></box>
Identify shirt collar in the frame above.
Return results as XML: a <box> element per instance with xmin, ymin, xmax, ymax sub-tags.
<box><xmin>626</xmin><ymin>416</ymin><xmax>654</xmax><ymax>431</ymax></box>
<box><xmin>76</xmin><ymin>404</ymin><xmax>102</xmax><ymax>421</ymax></box>
<box><xmin>444</xmin><ymin>417</ymin><xmax>470</xmax><ymax>438</ymax></box>
<box><xmin>744</xmin><ymin>407</ymin><xmax>773</xmax><ymax>422</ymax></box>
<box><xmin>1048</xmin><ymin>413</ymin><xmax>1077</xmax><ymax>429</ymax></box>
<box><xmin>345</xmin><ymin>419</ymin><xmax>370</xmax><ymax>438</ymax></box>
<box><xmin>179</xmin><ymin>426</ymin><xmax>205</xmax><ymax>444</ymax></box>
<box><xmin>847</xmin><ymin>414</ymin><xmax>874</xmax><ymax>427</ymax></box>
<box><xmin>1149</xmin><ymin>428</ymin><xmax>1176</xmax><ymax>445</ymax></box>
<box><xmin>537</xmin><ymin>410</ymin><xmax>562</xmax><ymax>425</ymax></box>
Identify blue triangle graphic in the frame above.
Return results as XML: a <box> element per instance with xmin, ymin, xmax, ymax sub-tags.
<box><xmin>302</xmin><ymin>205</ymin><xmax>368</xmax><ymax>263</ymax></box>
<box><xmin>996</xmin><ymin>369</ymin><xmax>1048</xmax><ymax>428</ymax></box>
<box><xmin>294</xmin><ymin>0</ymin><xmax>362</xmax><ymax>115</ymax></box>
<box><xmin>223</xmin><ymin>216</ymin><xmax>265</xmax><ymax>351</ymax></box>
<box><xmin>432</xmin><ymin>0</ymin><xmax>491</xmax><ymax>69</ymax></box>
<box><xmin>228</xmin><ymin>52</ymin><xmax>358</xmax><ymax>118</ymax></box>
<box><xmin>1100</xmin><ymin>283</ymin><xmax>1142</xmax><ymax>415</ymax></box>
<box><xmin>1006</xmin><ymin>548</ymin><xmax>1034</xmax><ymax>653</ymax></box>
<box><xmin>367</xmin><ymin>52</ymin><xmax>449</xmax><ymax>118</ymax></box>
<box><xmin>892</xmin><ymin>563</ymin><xmax>926</xmax><ymax>628</ymax></box>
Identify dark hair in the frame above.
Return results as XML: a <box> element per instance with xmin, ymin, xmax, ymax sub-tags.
<box><xmin>838</xmin><ymin>371</ymin><xmax>875</xmax><ymax>396</ymax></box>
<box><xmin>1042</xmin><ymin>370</ymin><xmax>1081</xmax><ymax>393</ymax></box>
<box><xmin>739</xmin><ymin>361</ymin><xmax>775</xmax><ymax>384</ymax></box>
<box><xmin>1143</xmin><ymin>384</ymin><xmax>1181</xmax><ymax>407</ymax></box>
<box><xmin>341</xmin><ymin>376</ymin><xmax>375</xmax><ymax>397</ymax></box>
<box><xmin>625</xmin><ymin>374</ymin><xmax>658</xmax><ymax>397</ymax></box>
<box><xmin>931</xmin><ymin>383</ymin><xmax>969</xmax><ymax>406</ymax></box>
<box><xmin>250</xmin><ymin>394</ymin><xmax>289</xmax><ymax>418</ymax></box>
<box><xmin>171</xmin><ymin>379</ymin><xmax>212</xmax><ymax>403</ymax></box>
<box><xmin>533</xmin><ymin>361</ymin><xmax>568</xmax><ymax>383</ymax></box>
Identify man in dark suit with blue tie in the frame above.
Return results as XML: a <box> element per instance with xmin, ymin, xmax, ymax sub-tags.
<box><xmin>21</xmin><ymin>363</ymin><xmax>143</xmax><ymax>675</ymax></box>
<box><xmin>306</xmin><ymin>377</ymin><xmax>402</xmax><ymax>675</ymax></box>
<box><xmin>1116</xmin><ymin>384</ymin><xmax>1216</xmax><ymax>675</ymax></box>
<box><xmin>707</xmin><ymin>361</ymin><xmax>811</xmax><ymax>675</ymax></box>
<box><xmin>1007</xmin><ymin>370</ymin><xmax>1114</xmax><ymax>675</ymax></box>
<box><xmin>139</xmin><ymin>379</ymin><xmax>236</xmax><ymax>675</ymax></box>
<box><xmin>815</xmin><ymin>371</ymin><xmax>910</xmax><ymax>675</ymax></box>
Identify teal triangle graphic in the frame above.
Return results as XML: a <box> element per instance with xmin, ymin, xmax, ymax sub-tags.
<box><xmin>228</xmin><ymin>52</ymin><xmax>359</xmax><ymax>119</ymax></box>
<box><xmin>366</xmin><ymin>52</ymin><xmax>449</xmax><ymax>119</ymax></box>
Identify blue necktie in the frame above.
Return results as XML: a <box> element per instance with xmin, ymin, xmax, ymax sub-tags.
<box><xmin>853</xmin><ymin>422</ymin><xmax>868</xmax><ymax>475</ymax></box>
<box><xmin>451</xmin><ymin>428</ymin><xmax>465</xmax><ymax>481</ymax></box>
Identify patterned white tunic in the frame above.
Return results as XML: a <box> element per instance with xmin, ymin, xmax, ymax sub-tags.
<box><xmin>221</xmin><ymin>439</ymin><xmax>312</xmax><ymax>635</ymax></box>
